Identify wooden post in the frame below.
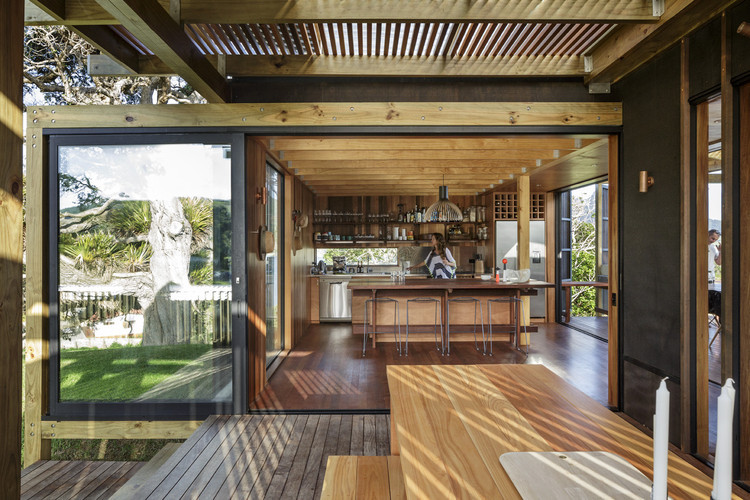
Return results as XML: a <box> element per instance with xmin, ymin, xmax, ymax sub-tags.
<box><xmin>517</xmin><ymin>175</ymin><xmax>530</xmax><ymax>345</ymax></box>
<box><xmin>608</xmin><ymin>135</ymin><xmax>620</xmax><ymax>409</ymax></box>
<box><xmin>0</xmin><ymin>0</ymin><xmax>24</xmax><ymax>492</ymax></box>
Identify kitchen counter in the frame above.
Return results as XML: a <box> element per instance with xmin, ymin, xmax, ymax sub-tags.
<box><xmin>350</xmin><ymin>279</ymin><xmax>553</xmax><ymax>347</ymax></box>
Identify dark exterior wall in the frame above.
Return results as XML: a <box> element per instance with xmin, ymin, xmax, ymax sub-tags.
<box><xmin>231</xmin><ymin>77</ymin><xmax>620</xmax><ymax>103</ymax></box>
<box><xmin>689</xmin><ymin>18</ymin><xmax>722</xmax><ymax>97</ymax></box>
<box><xmin>615</xmin><ymin>45</ymin><xmax>684</xmax><ymax>443</ymax></box>
<box><xmin>730</xmin><ymin>0</ymin><xmax>750</xmax><ymax>81</ymax></box>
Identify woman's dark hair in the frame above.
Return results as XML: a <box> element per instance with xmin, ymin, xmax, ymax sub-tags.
<box><xmin>432</xmin><ymin>232</ymin><xmax>447</xmax><ymax>258</ymax></box>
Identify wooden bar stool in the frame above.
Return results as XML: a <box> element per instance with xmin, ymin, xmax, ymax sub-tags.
<box><xmin>405</xmin><ymin>297</ymin><xmax>443</xmax><ymax>356</ymax></box>
<box><xmin>487</xmin><ymin>297</ymin><xmax>527</xmax><ymax>355</ymax></box>
<box><xmin>446</xmin><ymin>297</ymin><xmax>484</xmax><ymax>356</ymax></box>
<box><xmin>363</xmin><ymin>297</ymin><xmax>401</xmax><ymax>357</ymax></box>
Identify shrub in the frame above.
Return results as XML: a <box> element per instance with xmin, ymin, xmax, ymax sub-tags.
<box><xmin>109</xmin><ymin>200</ymin><xmax>151</xmax><ymax>236</ymax></box>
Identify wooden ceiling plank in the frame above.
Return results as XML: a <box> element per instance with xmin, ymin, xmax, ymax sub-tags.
<box><xmin>94</xmin><ymin>0</ymin><xmax>229</xmax><ymax>102</ymax></box>
<box><xmin>310</xmin><ymin>23</ymin><xmax>323</xmax><ymax>55</ymax></box>
<box><xmin>416</xmin><ymin>23</ymin><xmax>430</xmax><ymax>56</ymax></box>
<box><xmin>425</xmin><ymin>22</ymin><xmax>440</xmax><ymax>56</ymax></box>
<box><xmin>357</xmin><ymin>22</ymin><xmax>364</xmax><ymax>56</ymax></box>
<box><xmin>375</xmin><ymin>22</ymin><xmax>382</xmax><ymax>56</ymax></box>
<box><xmin>391</xmin><ymin>23</ymin><xmax>402</xmax><ymax>56</ymax></box>
<box><xmin>408</xmin><ymin>23</ymin><xmax>421</xmax><ymax>56</ymax></box>
<box><xmin>224</xmin><ymin>25</ymin><xmax>249</xmax><ymax>55</ymax></box>
<box><xmin>208</xmin><ymin>24</ymin><xmax>235</xmax><ymax>54</ymax></box>
<box><xmin>492</xmin><ymin>23</ymin><xmax>519</xmax><ymax>57</ymax></box>
<box><xmin>586</xmin><ymin>0</ymin><xmax>741</xmax><ymax>85</ymax></box>
<box><xmin>536</xmin><ymin>23</ymin><xmax>566</xmax><ymax>55</ymax></box>
<box><xmin>384</xmin><ymin>22</ymin><xmax>393</xmax><ymax>56</ymax></box>
<box><xmin>337</xmin><ymin>22</ymin><xmax>347</xmax><ymax>55</ymax></box>
<box><xmin>501</xmin><ymin>23</ymin><xmax>533</xmax><ymax>56</ymax></box>
<box><xmin>279</xmin><ymin>24</ymin><xmax>296</xmax><ymax>55</ymax></box>
<box><xmin>237</xmin><ymin>24</ymin><xmax>262</xmax><ymax>55</ymax></box>
<box><xmin>517</xmin><ymin>23</ymin><xmax>547</xmax><ymax>56</ymax></box>
<box><xmin>366</xmin><ymin>22</ymin><xmax>373</xmax><ymax>56</ymax></box>
<box><xmin>555</xmin><ymin>23</ymin><xmax>590</xmax><ymax>54</ymax></box>
<box><xmin>183</xmin><ymin>24</ymin><xmax>214</xmax><ymax>56</ymax></box>
<box><xmin>24</xmin><ymin>0</ymin><xmax>659</xmax><ymax>26</ymax></box>
<box><xmin>299</xmin><ymin>23</ymin><xmax>313</xmax><ymax>55</ymax></box>
<box><xmin>176</xmin><ymin>1</ymin><xmax>659</xmax><ymax>24</ymax></box>
<box><xmin>268</xmin><ymin>24</ymin><xmax>286</xmax><ymax>55</ymax></box>
<box><xmin>400</xmin><ymin>22</ymin><xmax>412</xmax><ymax>56</ymax></box>
<box><xmin>347</xmin><ymin>22</ymin><xmax>355</xmax><ymax>56</ymax></box>
<box><xmin>291</xmin><ymin>159</ymin><xmax>541</xmax><ymax>169</ymax></box>
<box><xmin>248</xmin><ymin>24</ymin><xmax>267</xmax><ymax>55</ymax></box>
<box><xmin>483</xmin><ymin>23</ymin><xmax>507</xmax><ymax>57</ymax></box>
<box><xmin>273</xmin><ymin>136</ymin><xmax>587</xmax><ymax>151</ymax></box>
<box><xmin>567</xmin><ymin>24</ymin><xmax>609</xmax><ymax>55</ymax></box>
<box><xmin>220</xmin><ymin>53</ymin><xmax>585</xmax><ymax>77</ymax></box>
<box><xmin>281</xmin><ymin>149</ymin><xmax>562</xmax><ymax>161</ymax></box>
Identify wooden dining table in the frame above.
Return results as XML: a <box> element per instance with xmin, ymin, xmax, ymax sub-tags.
<box><xmin>387</xmin><ymin>364</ymin><xmax>724</xmax><ymax>499</ymax></box>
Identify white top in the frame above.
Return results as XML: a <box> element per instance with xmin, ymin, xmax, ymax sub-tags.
<box><xmin>708</xmin><ymin>243</ymin><xmax>720</xmax><ymax>279</ymax></box>
<box><xmin>424</xmin><ymin>248</ymin><xmax>455</xmax><ymax>279</ymax></box>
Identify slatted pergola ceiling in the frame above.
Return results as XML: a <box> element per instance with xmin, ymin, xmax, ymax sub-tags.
<box><xmin>178</xmin><ymin>22</ymin><xmax>614</xmax><ymax>58</ymax></box>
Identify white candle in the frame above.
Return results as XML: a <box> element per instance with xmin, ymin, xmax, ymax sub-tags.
<box><xmin>652</xmin><ymin>378</ymin><xmax>670</xmax><ymax>500</ymax></box>
<box><xmin>712</xmin><ymin>378</ymin><xmax>736</xmax><ymax>500</ymax></box>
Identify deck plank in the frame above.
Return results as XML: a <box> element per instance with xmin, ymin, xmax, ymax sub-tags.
<box><xmin>375</xmin><ymin>414</ymin><xmax>390</xmax><ymax>456</ymax></box>
<box><xmin>20</xmin><ymin>460</ymin><xmax>49</xmax><ymax>478</ymax></box>
<box><xmin>363</xmin><ymin>415</ymin><xmax>377</xmax><ymax>456</ymax></box>
<box><xmin>248</xmin><ymin>415</ymin><xmax>299</xmax><ymax>498</ymax></box>
<box><xmin>61</xmin><ymin>461</ymin><xmax>121</xmax><ymax>500</ymax></box>
<box><xmin>350</xmin><ymin>415</ymin><xmax>364</xmax><ymax>456</ymax></box>
<box><xmin>280</xmin><ymin>415</ymin><xmax>319</xmax><ymax>498</ymax></box>
<box><xmin>199</xmin><ymin>414</ymin><xmax>276</xmax><ymax>498</ymax></box>
<box><xmin>224</xmin><ymin>415</ymin><xmax>293</xmax><ymax>498</ymax></box>
<box><xmin>22</xmin><ymin>461</ymin><xmax>82</xmax><ymax>499</ymax></box>
<box><xmin>297</xmin><ymin>415</ymin><xmax>332</xmax><ymax>499</ymax></box>
<box><xmin>264</xmin><ymin>415</ymin><xmax>311</xmax><ymax>499</ymax></box>
<box><xmin>335</xmin><ymin>415</ymin><xmax>353</xmax><ymax>455</ymax></box>
<box><xmin>314</xmin><ymin>414</ymin><xmax>342</xmax><ymax>499</ymax></box>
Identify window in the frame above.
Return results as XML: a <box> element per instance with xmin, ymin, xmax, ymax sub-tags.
<box><xmin>315</xmin><ymin>248</ymin><xmax>398</xmax><ymax>265</ymax></box>
<box><xmin>50</xmin><ymin>134</ymin><xmax>241</xmax><ymax>418</ymax></box>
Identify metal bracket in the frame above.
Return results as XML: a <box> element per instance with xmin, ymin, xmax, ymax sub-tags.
<box><xmin>653</xmin><ymin>0</ymin><xmax>665</xmax><ymax>17</ymax></box>
<box><xmin>588</xmin><ymin>82</ymin><xmax>611</xmax><ymax>94</ymax></box>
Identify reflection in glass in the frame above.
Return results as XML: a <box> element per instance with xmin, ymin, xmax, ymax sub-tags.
<box><xmin>57</xmin><ymin>143</ymin><xmax>232</xmax><ymax>403</ymax></box>
<box><xmin>265</xmin><ymin>164</ymin><xmax>283</xmax><ymax>364</ymax></box>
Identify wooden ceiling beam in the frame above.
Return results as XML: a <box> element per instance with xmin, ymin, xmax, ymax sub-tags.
<box><xmin>93</xmin><ymin>0</ymin><xmax>230</xmax><ymax>103</ymax></box>
<box><xmin>297</xmin><ymin>168</ymin><xmax>529</xmax><ymax>178</ymax></box>
<box><xmin>219</xmin><ymin>53</ymin><xmax>585</xmax><ymax>77</ymax></box>
<box><xmin>25</xmin><ymin>0</ymin><xmax>659</xmax><ymax>26</ymax></box>
<box><xmin>279</xmin><ymin>149</ymin><xmax>563</xmax><ymax>161</ymax></box>
<box><xmin>586</xmin><ymin>0</ymin><xmax>742</xmax><ymax>85</ymax></box>
<box><xmin>76</xmin><ymin>25</ymin><xmax>142</xmax><ymax>73</ymax></box>
<box><xmin>270</xmin><ymin>136</ymin><xmax>597</xmax><ymax>151</ymax></box>
<box><xmin>290</xmin><ymin>159</ymin><xmax>539</xmax><ymax>170</ymax></box>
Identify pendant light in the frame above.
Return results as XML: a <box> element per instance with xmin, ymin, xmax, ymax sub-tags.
<box><xmin>424</xmin><ymin>176</ymin><xmax>463</xmax><ymax>222</ymax></box>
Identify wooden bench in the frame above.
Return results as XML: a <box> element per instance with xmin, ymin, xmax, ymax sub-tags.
<box><xmin>321</xmin><ymin>456</ymin><xmax>406</xmax><ymax>499</ymax></box>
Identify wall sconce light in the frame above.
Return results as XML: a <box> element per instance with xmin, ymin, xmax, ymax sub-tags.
<box><xmin>639</xmin><ymin>171</ymin><xmax>654</xmax><ymax>192</ymax></box>
<box><xmin>738</xmin><ymin>21</ymin><xmax>750</xmax><ymax>38</ymax></box>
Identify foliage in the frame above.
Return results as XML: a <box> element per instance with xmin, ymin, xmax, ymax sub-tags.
<box><xmin>117</xmin><ymin>242</ymin><xmax>153</xmax><ymax>273</ymax></box>
<box><xmin>181</xmin><ymin>197</ymin><xmax>213</xmax><ymax>250</ymax></box>
<box><xmin>60</xmin><ymin>231</ymin><xmax>118</xmax><ymax>273</ymax></box>
<box><xmin>320</xmin><ymin>248</ymin><xmax>397</xmax><ymax>265</ymax></box>
<box><xmin>109</xmin><ymin>200</ymin><xmax>151</xmax><ymax>237</ymax></box>
<box><xmin>59</xmin><ymin>344</ymin><xmax>212</xmax><ymax>400</ymax></box>
<box><xmin>570</xmin><ymin>190</ymin><xmax>598</xmax><ymax>317</ymax></box>
<box><xmin>189</xmin><ymin>263</ymin><xmax>214</xmax><ymax>285</ymax></box>
<box><xmin>59</xmin><ymin>172</ymin><xmax>108</xmax><ymax>212</ymax></box>
<box><xmin>23</xmin><ymin>26</ymin><xmax>204</xmax><ymax>107</ymax></box>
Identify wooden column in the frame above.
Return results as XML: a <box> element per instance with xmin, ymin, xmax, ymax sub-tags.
<box><xmin>695</xmin><ymin>100</ymin><xmax>710</xmax><ymax>458</ymax></box>
<box><xmin>739</xmin><ymin>81</ymin><xmax>750</xmax><ymax>483</ymax></box>
<box><xmin>0</xmin><ymin>0</ymin><xmax>24</xmax><ymax>491</ymax></box>
<box><xmin>517</xmin><ymin>176</ymin><xmax>530</xmax><ymax>345</ymax></box>
<box><xmin>679</xmin><ymin>37</ymin><xmax>693</xmax><ymax>452</ymax></box>
<box><xmin>607</xmin><ymin>134</ymin><xmax>620</xmax><ymax>409</ymax></box>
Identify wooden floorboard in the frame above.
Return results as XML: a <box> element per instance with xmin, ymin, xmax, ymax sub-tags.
<box><xmin>20</xmin><ymin>460</ymin><xmax>144</xmax><ymax>500</ymax></box>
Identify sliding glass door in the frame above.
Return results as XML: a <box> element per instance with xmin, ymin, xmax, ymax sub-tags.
<box><xmin>265</xmin><ymin>163</ymin><xmax>284</xmax><ymax>365</ymax></box>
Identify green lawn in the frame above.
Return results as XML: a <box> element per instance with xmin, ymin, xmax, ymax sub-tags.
<box><xmin>60</xmin><ymin>343</ymin><xmax>211</xmax><ymax>401</ymax></box>
<box><xmin>21</xmin><ymin>343</ymin><xmax>213</xmax><ymax>468</ymax></box>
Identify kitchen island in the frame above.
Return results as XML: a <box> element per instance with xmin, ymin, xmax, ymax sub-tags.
<box><xmin>349</xmin><ymin>278</ymin><xmax>553</xmax><ymax>348</ymax></box>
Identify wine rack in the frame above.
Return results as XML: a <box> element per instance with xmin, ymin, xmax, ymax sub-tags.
<box><xmin>493</xmin><ymin>193</ymin><xmax>545</xmax><ymax>220</ymax></box>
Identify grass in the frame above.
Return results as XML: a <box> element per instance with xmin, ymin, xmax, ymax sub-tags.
<box><xmin>21</xmin><ymin>343</ymin><xmax>216</xmax><ymax>468</ymax></box>
<box><xmin>60</xmin><ymin>343</ymin><xmax>211</xmax><ymax>401</ymax></box>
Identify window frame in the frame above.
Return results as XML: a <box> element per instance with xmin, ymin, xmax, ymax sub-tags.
<box><xmin>47</xmin><ymin>131</ymin><xmax>247</xmax><ymax>420</ymax></box>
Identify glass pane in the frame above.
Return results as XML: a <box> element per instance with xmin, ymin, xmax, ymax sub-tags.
<box><xmin>266</xmin><ymin>164</ymin><xmax>283</xmax><ymax>364</ymax></box>
<box><xmin>57</xmin><ymin>143</ymin><xmax>232</xmax><ymax>403</ymax></box>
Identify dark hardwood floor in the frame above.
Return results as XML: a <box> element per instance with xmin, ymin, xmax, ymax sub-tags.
<box><xmin>251</xmin><ymin>321</ymin><xmax>609</xmax><ymax>411</ymax></box>
<box><xmin>565</xmin><ymin>315</ymin><xmax>608</xmax><ymax>341</ymax></box>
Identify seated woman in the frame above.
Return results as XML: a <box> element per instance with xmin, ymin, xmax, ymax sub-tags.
<box><xmin>408</xmin><ymin>233</ymin><xmax>456</xmax><ymax>279</ymax></box>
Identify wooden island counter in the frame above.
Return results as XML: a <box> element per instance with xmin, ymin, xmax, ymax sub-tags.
<box><xmin>348</xmin><ymin>277</ymin><xmax>553</xmax><ymax>347</ymax></box>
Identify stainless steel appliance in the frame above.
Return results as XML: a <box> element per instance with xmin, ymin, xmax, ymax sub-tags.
<box><xmin>319</xmin><ymin>276</ymin><xmax>352</xmax><ymax>321</ymax></box>
<box><xmin>495</xmin><ymin>220</ymin><xmax>546</xmax><ymax>317</ymax></box>
<box><xmin>332</xmin><ymin>255</ymin><xmax>346</xmax><ymax>273</ymax></box>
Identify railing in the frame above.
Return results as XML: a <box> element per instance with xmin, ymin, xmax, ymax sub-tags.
<box><xmin>58</xmin><ymin>285</ymin><xmax>232</xmax><ymax>347</ymax></box>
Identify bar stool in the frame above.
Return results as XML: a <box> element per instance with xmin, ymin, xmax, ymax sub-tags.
<box><xmin>362</xmin><ymin>297</ymin><xmax>401</xmax><ymax>357</ymax></box>
<box><xmin>405</xmin><ymin>297</ymin><xmax>443</xmax><ymax>356</ymax></box>
<box><xmin>446</xmin><ymin>297</ymin><xmax>484</xmax><ymax>356</ymax></box>
<box><xmin>487</xmin><ymin>297</ymin><xmax>528</xmax><ymax>355</ymax></box>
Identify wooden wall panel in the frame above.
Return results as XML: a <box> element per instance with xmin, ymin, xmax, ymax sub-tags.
<box><xmin>739</xmin><ymin>82</ymin><xmax>750</xmax><ymax>482</ymax></box>
<box><xmin>292</xmin><ymin>177</ymin><xmax>315</xmax><ymax>345</ymax></box>
<box><xmin>607</xmin><ymin>134</ymin><xmax>620</xmax><ymax>409</ymax></box>
<box><xmin>246</xmin><ymin>138</ymin><xmax>267</xmax><ymax>403</ymax></box>
<box><xmin>0</xmin><ymin>0</ymin><xmax>24</xmax><ymax>487</ymax></box>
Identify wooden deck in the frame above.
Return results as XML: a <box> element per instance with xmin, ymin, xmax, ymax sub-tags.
<box><xmin>22</xmin><ymin>414</ymin><xmax>390</xmax><ymax>499</ymax></box>
<box><xmin>20</xmin><ymin>460</ymin><xmax>144</xmax><ymax>499</ymax></box>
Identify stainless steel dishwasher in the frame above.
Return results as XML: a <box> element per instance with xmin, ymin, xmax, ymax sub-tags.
<box><xmin>319</xmin><ymin>276</ymin><xmax>352</xmax><ymax>322</ymax></box>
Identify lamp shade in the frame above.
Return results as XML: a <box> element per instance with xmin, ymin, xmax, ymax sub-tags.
<box><xmin>424</xmin><ymin>186</ymin><xmax>463</xmax><ymax>222</ymax></box>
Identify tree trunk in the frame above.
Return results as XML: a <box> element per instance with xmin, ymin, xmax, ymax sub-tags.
<box><xmin>142</xmin><ymin>199</ymin><xmax>192</xmax><ymax>345</ymax></box>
